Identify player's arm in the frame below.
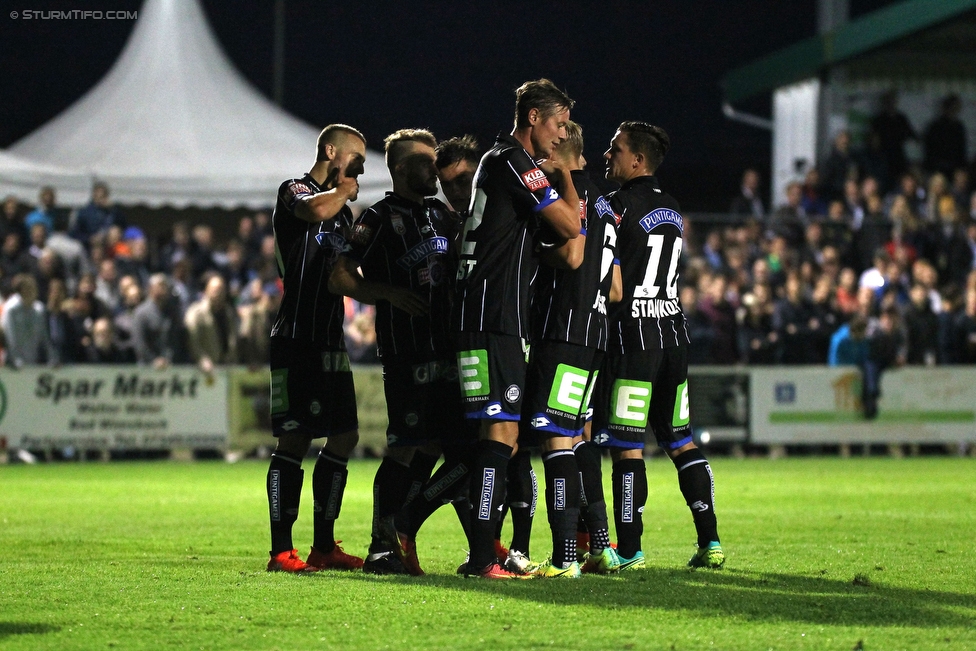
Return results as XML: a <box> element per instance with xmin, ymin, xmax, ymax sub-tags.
<box><xmin>539</xmin><ymin>233</ymin><xmax>584</xmax><ymax>270</ymax></box>
<box><xmin>329</xmin><ymin>255</ymin><xmax>429</xmax><ymax>316</ymax></box>
<box><xmin>536</xmin><ymin>161</ymin><xmax>581</xmax><ymax>240</ymax></box>
<box><xmin>293</xmin><ymin>174</ymin><xmax>359</xmax><ymax>223</ymax></box>
<box><xmin>610</xmin><ymin>263</ymin><xmax>623</xmax><ymax>303</ymax></box>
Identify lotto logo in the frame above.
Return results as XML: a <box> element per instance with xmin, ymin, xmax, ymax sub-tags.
<box><xmin>484</xmin><ymin>403</ymin><xmax>503</xmax><ymax>417</ymax></box>
<box><xmin>530</xmin><ymin>416</ymin><xmax>551</xmax><ymax>429</ymax></box>
<box><xmin>521</xmin><ymin>168</ymin><xmax>549</xmax><ymax>192</ymax></box>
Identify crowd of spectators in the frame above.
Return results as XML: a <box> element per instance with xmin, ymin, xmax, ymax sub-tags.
<box><xmin>0</xmin><ymin>182</ymin><xmax>378</xmax><ymax>371</ymax></box>
<box><xmin>2</xmin><ymin>93</ymin><xmax>974</xmax><ymax>375</ymax></box>
<box><xmin>699</xmin><ymin>93</ymin><xmax>976</xmax><ymax>371</ymax></box>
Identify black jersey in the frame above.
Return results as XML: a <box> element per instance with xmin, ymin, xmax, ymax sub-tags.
<box><xmin>455</xmin><ymin>133</ymin><xmax>561</xmax><ymax>338</ymax></box>
<box><xmin>270</xmin><ymin>174</ymin><xmax>351</xmax><ymax>347</ymax></box>
<box><xmin>343</xmin><ymin>192</ymin><xmax>459</xmax><ymax>360</ymax></box>
<box><xmin>532</xmin><ymin>170</ymin><xmax>618</xmax><ymax>350</ymax></box>
<box><xmin>608</xmin><ymin>175</ymin><xmax>690</xmax><ymax>352</ymax></box>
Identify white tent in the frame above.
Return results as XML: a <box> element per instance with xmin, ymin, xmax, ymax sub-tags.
<box><xmin>0</xmin><ymin>150</ymin><xmax>92</xmax><ymax>205</ymax></box>
<box><xmin>2</xmin><ymin>0</ymin><xmax>390</xmax><ymax>209</ymax></box>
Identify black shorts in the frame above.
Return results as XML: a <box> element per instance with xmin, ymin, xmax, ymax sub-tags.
<box><xmin>591</xmin><ymin>345</ymin><xmax>692</xmax><ymax>451</ymax></box>
<box><xmin>522</xmin><ymin>340</ymin><xmax>602</xmax><ymax>440</ymax></box>
<box><xmin>456</xmin><ymin>331</ymin><xmax>528</xmax><ymax>422</ymax></box>
<box><xmin>382</xmin><ymin>357</ymin><xmax>469</xmax><ymax>447</ymax></box>
<box><xmin>270</xmin><ymin>337</ymin><xmax>358</xmax><ymax>438</ymax></box>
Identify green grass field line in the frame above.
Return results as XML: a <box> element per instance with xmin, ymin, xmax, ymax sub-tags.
<box><xmin>768</xmin><ymin>410</ymin><xmax>976</xmax><ymax>423</ymax></box>
<box><xmin>0</xmin><ymin>458</ymin><xmax>974</xmax><ymax>650</ymax></box>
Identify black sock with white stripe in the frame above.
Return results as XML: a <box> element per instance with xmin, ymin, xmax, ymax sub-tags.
<box><xmin>672</xmin><ymin>448</ymin><xmax>719</xmax><ymax>548</ymax></box>
<box><xmin>543</xmin><ymin>448</ymin><xmax>581</xmax><ymax>569</ymax></box>
<box><xmin>370</xmin><ymin>456</ymin><xmax>413</xmax><ymax>553</ymax></box>
<box><xmin>267</xmin><ymin>451</ymin><xmax>304</xmax><ymax>556</ymax></box>
<box><xmin>468</xmin><ymin>439</ymin><xmax>513</xmax><ymax>570</ymax></box>
<box><xmin>397</xmin><ymin>446</ymin><xmax>470</xmax><ymax>539</ymax></box>
<box><xmin>612</xmin><ymin>458</ymin><xmax>647</xmax><ymax>560</ymax></box>
<box><xmin>311</xmin><ymin>450</ymin><xmax>348</xmax><ymax>553</ymax></box>
<box><xmin>506</xmin><ymin>448</ymin><xmax>535</xmax><ymax>556</ymax></box>
<box><xmin>574</xmin><ymin>440</ymin><xmax>611</xmax><ymax>553</ymax></box>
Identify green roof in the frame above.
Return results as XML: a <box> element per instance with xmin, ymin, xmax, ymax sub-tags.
<box><xmin>722</xmin><ymin>0</ymin><xmax>976</xmax><ymax>103</ymax></box>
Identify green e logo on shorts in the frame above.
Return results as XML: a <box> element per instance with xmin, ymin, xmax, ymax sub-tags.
<box><xmin>610</xmin><ymin>379</ymin><xmax>653</xmax><ymax>428</ymax></box>
<box><xmin>270</xmin><ymin>369</ymin><xmax>289</xmax><ymax>415</ymax></box>
<box><xmin>548</xmin><ymin>364</ymin><xmax>590</xmax><ymax>415</ymax></box>
<box><xmin>457</xmin><ymin>349</ymin><xmax>489</xmax><ymax>397</ymax></box>
<box><xmin>672</xmin><ymin>380</ymin><xmax>690</xmax><ymax>427</ymax></box>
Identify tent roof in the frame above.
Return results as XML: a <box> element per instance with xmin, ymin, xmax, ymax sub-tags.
<box><xmin>722</xmin><ymin>0</ymin><xmax>976</xmax><ymax>103</ymax></box>
<box><xmin>4</xmin><ymin>0</ymin><xmax>391</xmax><ymax>209</ymax></box>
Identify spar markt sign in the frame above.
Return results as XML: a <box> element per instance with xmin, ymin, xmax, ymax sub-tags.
<box><xmin>0</xmin><ymin>366</ymin><xmax>228</xmax><ymax>449</ymax></box>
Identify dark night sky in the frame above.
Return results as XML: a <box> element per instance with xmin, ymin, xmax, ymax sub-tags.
<box><xmin>0</xmin><ymin>0</ymin><xmax>895</xmax><ymax>210</ymax></box>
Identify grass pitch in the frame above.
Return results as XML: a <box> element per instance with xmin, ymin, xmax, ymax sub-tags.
<box><xmin>1</xmin><ymin>456</ymin><xmax>974</xmax><ymax>651</ymax></box>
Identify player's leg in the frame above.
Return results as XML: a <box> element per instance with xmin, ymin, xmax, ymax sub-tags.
<box><xmin>266</xmin><ymin>337</ymin><xmax>321</xmax><ymax>572</ymax></box>
<box><xmin>575</xmin><ymin>428</ymin><xmax>619</xmax><ymax>573</ymax></box>
<box><xmin>307</xmin><ymin>429</ymin><xmax>363</xmax><ymax>570</ymax></box>
<box><xmin>654</xmin><ymin>347</ymin><xmax>724</xmax><ymax>569</ymax></box>
<box><xmin>502</xmin><ymin>445</ymin><xmax>537</xmax><ymax>572</ymax></box>
<box><xmin>267</xmin><ymin>430</ymin><xmax>315</xmax><ymax>572</ymax></box>
<box><xmin>593</xmin><ymin>349</ymin><xmax>654</xmax><ymax>571</ymax></box>
<box><xmin>458</xmin><ymin>332</ymin><xmax>530</xmax><ymax>579</ymax></box>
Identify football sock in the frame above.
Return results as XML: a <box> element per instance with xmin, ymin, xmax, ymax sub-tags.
<box><xmin>507</xmin><ymin>447</ymin><xmax>536</xmax><ymax>556</ymax></box>
<box><xmin>452</xmin><ymin>493</ymin><xmax>472</xmax><ymax>540</ymax></box>
<box><xmin>405</xmin><ymin>449</ymin><xmax>440</xmax><ymax>507</ymax></box>
<box><xmin>543</xmin><ymin>449</ymin><xmax>581</xmax><ymax>569</ymax></box>
<box><xmin>396</xmin><ymin>447</ymin><xmax>470</xmax><ymax>539</ymax></box>
<box><xmin>574</xmin><ymin>440</ymin><xmax>610</xmax><ymax>553</ymax></box>
<box><xmin>467</xmin><ymin>439</ymin><xmax>513</xmax><ymax>570</ymax></box>
<box><xmin>612</xmin><ymin>458</ymin><xmax>647</xmax><ymax>560</ymax></box>
<box><xmin>672</xmin><ymin>448</ymin><xmax>720</xmax><ymax>548</ymax></box>
<box><xmin>370</xmin><ymin>456</ymin><xmax>413</xmax><ymax>552</ymax></box>
<box><xmin>311</xmin><ymin>449</ymin><xmax>348</xmax><ymax>553</ymax></box>
<box><xmin>494</xmin><ymin>503</ymin><xmax>509</xmax><ymax>543</ymax></box>
<box><xmin>267</xmin><ymin>451</ymin><xmax>304</xmax><ymax>556</ymax></box>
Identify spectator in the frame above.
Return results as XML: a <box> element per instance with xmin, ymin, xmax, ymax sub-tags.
<box><xmin>70</xmin><ymin>181</ymin><xmax>126</xmax><ymax>249</ymax></box>
<box><xmin>682</xmin><ymin>285</ymin><xmax>715</xmax><ymax>364</ymax></box>
<box><xmin>112</xmin><ymin>281</ymin><xmax>143</xmax><ymax>358</ymax></box>
<box><xmin>926</xmin><ymin>196</ymin><xmax>972</xmax><ymax>287</ymax></box>
<box><xmin>189</xmin><ymin>224</ymin><xmax>220</xmax><ymax>279</ymax></box>
<box><xmin>923</xmin><ymin>94</ymin><xmax>967</xmax><ymax>177</ymax></box>
<box><xmin>870</xmin><ymin>90</ymin><xmax>917</xmax><ymax>182</ymax></box>
<box><xmin>23</xmin><ymin>186</ymin><xmax>58</xmax><ymax>235</ymax></box>
<box><xmin>843</xmin><ymin>179</ymin><xmax>865</xmax><ymax>230</ymax></box>
<box><xmin>854</xmin><ymin>194</ymin><xmax>893</xmax><ymax>271</ymax></box>
<box><xmin>772</xmin><ymin>272</ymin><xmax>817</xmax><ymax>364</ymax></box>
<box><xmin>835</xmin><ymin>267</ymin><xmax>860</xmax><ymax>316</ymax></box>
<box><xmin>922</xmin><ymin>172</ymin><xmax>949</xmax><ymax>223</ymax></box>
<box><xmin>184</xmin><ymin>274</ymin><xmax>238</xmax><ymax>375</ymax></box>
<box><xmin>93</xmin><ymin>258</ymin><xmax>121</xmax><ymax>313</ymax></box>
<box><xmin>729</xmin><ymin>168</ymin><xmax>765</xmax><ymax>218</ymax></box>
<box><xmin>46</xmin><ymin>277</ymin><xmax>83</xmax><ymax>364</ymax></box>
<box><xmin>952</xmin><ymin>287</ymin><xmax>976</xmax><ymax>363</ymax></box>
<box><xmin>820</xmin><ymin>130</ymin><xmax>859</xmax><ymax>202</ymax></box>
<box><xmin>132</xmin><ymin>273</ymin><xmax>181</xmax><ymax>368</ymax></box>
<box><xmin>83</xmin><ymin>317</ymin><xmax>135</xmax><ymax>364</ymax></box>
<box><xmin>737</xmin><ymin>283</ymin><xmax>777</xmax><ymax>364</ymax></box>
<box><xmin>115</xmin><ymin>227</ymin><xmax>151</xmax><ymax>288</ymax></box>
<box><xmin>800</xmin><ymin>168</ymin><xmax>828</xmax><ymax>216</ymax></box>
<box><xmin>903</xmin><ymin>283</ymin><xmax>939</xmax><ymax>365</ymax></box>
<box><xmin>701</xmin><ymin>230</ymin><xmax>725</xmax><ymax>272</ymax></box>
<box><xmin>221</xmin><ymin>239</ymin><xmax>252</xmax><ymax>300</ymax></box>
<box><xmin>1</xmin><ymin>273</ymin><xmax>53</xmax><ymax>367</ymax></box>
<box><xmin>237</xmin><ymin>278</ymin><xmax>277</xmax><ymax>367</ymax></box>
<box><xmin>810</xmin><ymin>274</ymin><xmax>840</xmax><ymax>363</ymax></box>
<box><xmin>863</xmin><ymin>307</ymin><xmax>907</xmax><ymax>418</ymax></box>
<box><xmin>829</xmin><ymin>314</ymin><xmax>869</xmax><ymax>366</ymax></box>
<box><xmin>698</xmin><ymin>273</ymin><xmax>739</xmax><ymax>364</ymax></box>
<box><xmin>344</xmin><ymin>309</ymin><xmax>378</xmax><ymax>365</ymax></box>
<box><xmin>821</xmin><ymin>200</ymin><xmax>855</xmax><ymax>267</ymax></box>
<box><xmin>951</xmin><ymin>169</ymin><xmax>970</xmax><ymax>212</ymax></box>
<box><xmin>769</xmin><ymin>181</ymin><xmax>807</xmax><ymax>248</ymax></box>
<box><xmin>1</xmin><ymin>195</ymin><xmax>22</xmax><ymax>241</ymax></box>
<box><xmin>159</xmin><ymin>220</ymin><xmax>193</xmax><ymax>273</ymax></box>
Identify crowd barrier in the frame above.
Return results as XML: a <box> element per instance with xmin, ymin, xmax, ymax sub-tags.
<box><xmin>1</xmin><ymin>364</ymin><xmax>974</xmax><ymax>458</ymax></box>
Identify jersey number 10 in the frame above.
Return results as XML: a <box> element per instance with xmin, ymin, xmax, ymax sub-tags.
<box><xmin>634</xmin><ymin>234</ymin><xmax>682</xmax><ymax>300</ymax></box>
